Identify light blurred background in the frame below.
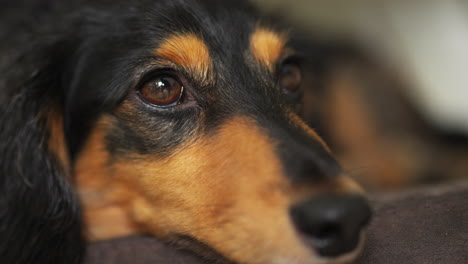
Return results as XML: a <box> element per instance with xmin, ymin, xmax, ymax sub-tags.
<box><xmin>255</xmin><ymin>0</ymin><xmax>468</xmax><ymax>132</ymax></box>
<box><xmin>253</xmin><ymin>0</ymin><xmax>468</xmax><ymax>190</ymax></box>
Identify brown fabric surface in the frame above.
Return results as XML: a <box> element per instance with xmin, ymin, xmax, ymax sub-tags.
<box><xmin>85</xmin><ymin>236</ymin><xmax>206</xmax><ymax>264</ymax></box>
<box><xmin>355</xmin><ymin>182</ymin><xmax>468</xmax><ymax>264</ymax></box>
<box><xmin>85</xmin><ymin>182</ymin><xmax>468</xmax><ymax>264</ymax></box>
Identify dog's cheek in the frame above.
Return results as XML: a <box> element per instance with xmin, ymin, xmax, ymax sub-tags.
<box><xmin>74</xmin><ymin>116</ymin><xmax>144</xmax><ymax>240</ymax></box>
<box><xmin>112</xmin><ymin>117</ymin><xmax>318</xmax><ymax>263</ymax></box>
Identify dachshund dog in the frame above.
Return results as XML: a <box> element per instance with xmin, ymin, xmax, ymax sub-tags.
<box><xmin>0</xmin><ymin>0</ymin><xmax>371</xmax><ymax>264</ymax></box>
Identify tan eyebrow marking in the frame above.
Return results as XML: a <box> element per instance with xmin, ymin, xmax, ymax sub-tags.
<box><xmin>154</xmin><ymin>33</ymin><xmax>213</xmax><ymax>85</ymax></box>
<box><xmin>250</xmin><ymin>28</ymin><xmax>287</xmax><ymax>71</ymax></box>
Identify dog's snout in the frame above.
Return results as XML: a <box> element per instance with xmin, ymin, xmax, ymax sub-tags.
<box><xmin>290</xmin><ymin>194</ymin><xmax>371</xmax><ymax>257</ymax></box>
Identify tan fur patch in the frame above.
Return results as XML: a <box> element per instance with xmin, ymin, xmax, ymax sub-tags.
<box><xmin>74</xmin><ymin>117</ymin><xmax>141</xmax><ymax>240</ymax></box>
<box><xmin>47</xmin><ymin>110</ymin><xmax>70</xmax><ymax>174</ymax></box>
<box><xmin>250</xmin><ymin>28</ymin><xmax>287</xmax><ymax>71</ymax></box>
<box><xmin>288</xmin><ymin>111</ymin><xmax>332</xmax><ymax>153</ymax></box>
<box><xmin>110</xmin><ymin>116</ymin><xmax>316</xmax><ymax>263</ymax></box>
<box><xmin>155</xmin><ymin>34</ymin><xmax>212</xmax><ymax>85</ymax></box>
<box><xmin>333</xmin><ymin>176</ymin><xmax>365</xmax><ymax>194</ymax></box>
<box><xmin>75</xmin><ymin>114</ymin><xmax>365</xmax><ymax>263</ymax></box>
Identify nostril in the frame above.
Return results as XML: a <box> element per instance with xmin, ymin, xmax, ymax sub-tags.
<box><xmin>290</xmin><ymin>194</ymin><xmax>371</xmax><ymax>257</ymax></box>
<box><xmin>316</xmin><ymin>222</ymin><xmax>340</xmax><ymax>240</ymax></box>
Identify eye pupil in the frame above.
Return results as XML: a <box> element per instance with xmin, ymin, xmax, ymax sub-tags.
<box><xmin>157</xmin><ymin>80</ymin><xmax>166</xmax><ymax>87</ymax></box>
<box><xmin>139</xmin><ymin>75</ymin><xmax>183</xmax><ymax>107</ymax></box>
<box><xmin>279</xmin><ymin>63</ymin><xmax>302</xmax><ymax>93</ymax></box>
<box><xmin>157</xmin><ymin>77</ymin><xmax>173</xmax><ymax>88</ymax></box>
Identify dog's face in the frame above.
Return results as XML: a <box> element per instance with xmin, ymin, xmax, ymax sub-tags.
<box><xmin>42</xmin><ymin>1</ymin><xmax>371</xmax><ymax>263</ymax></box>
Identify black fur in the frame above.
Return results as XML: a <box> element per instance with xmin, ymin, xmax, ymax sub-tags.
<box><xmin>0</xmin><ymin>70</ymin><xmax>83</xmax><ymax>263</ymax></box>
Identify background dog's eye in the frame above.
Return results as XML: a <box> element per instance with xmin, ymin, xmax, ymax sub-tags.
<box><xmin>139</xmin><ymin>75</ymin><xmax>183</xmax><ymax>107</ymax></box>
<box><xmin>279</xmin><ymin>63</ymin><xmax>302</xmax><ymax>94</ymax></box>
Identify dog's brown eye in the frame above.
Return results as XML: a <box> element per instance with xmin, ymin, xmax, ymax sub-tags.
<box><xmin>139</xmin><ymin>75</ymin><xmax>183</xmax><ymax>107</ymax></box>
<box><xmin>279</xmin><ymin>63</ymin><xmax>302</xmax><ymax>93</ymax></box>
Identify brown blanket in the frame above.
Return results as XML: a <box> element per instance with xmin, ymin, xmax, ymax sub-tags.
<box><xmin>85</xmin><ymin>182</ymin><xmax>468</xmax><ymax>264</ymax></box>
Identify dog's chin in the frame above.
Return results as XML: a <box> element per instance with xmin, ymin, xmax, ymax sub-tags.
<box><xmin>170</xmin><ymin>231</ymin><xmax>365</xmax><ymax>264</ymax></box>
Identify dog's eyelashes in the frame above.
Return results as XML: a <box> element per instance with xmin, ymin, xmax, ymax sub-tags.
<box><xmin>279</xmin><ymin>63</ymin><xmax>302</xmax><ymax>94</ymax></box>
<box><xmin>138</xmin><ymin>74</ymin><xmax>184</xmax><ymax>107</ymax></box>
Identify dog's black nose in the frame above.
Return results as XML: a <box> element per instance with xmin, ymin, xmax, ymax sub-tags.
<box><xmin>290</xmin><ymin>194</ymin><xmax>371</xmax><ymax>257</ymax></box>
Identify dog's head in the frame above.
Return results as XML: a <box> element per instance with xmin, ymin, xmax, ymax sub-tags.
<box><xmin>1</xmin><ymin>1</ymin><xmax>370</xmax><ymax>264</ymax></box>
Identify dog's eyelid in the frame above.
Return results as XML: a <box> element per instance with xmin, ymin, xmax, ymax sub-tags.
<box><xmin>268</xmin><ymin>51</ymin><xmax>303</xmax><ymax>76</ymax></box>
<box><xmin>137</xmin><ymin>60</ymin><xmax>197</xmax><ymax>84</ymax></box>
<box><xmin>136</xmin><ymin>66</ymin><xmax>183</xmax><ymax>86</ymax></box>
<box><xmin>138</xmin><ymin>56</ymin><xmax>213</xmax><ymax>90</ymax></box>
<box><xmin>278</xmin><ymin>53</ymin><xmax>305</xmax><ymax>67</ymax></box>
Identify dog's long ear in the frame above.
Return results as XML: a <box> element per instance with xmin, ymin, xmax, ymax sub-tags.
<box><xmin>0</xmin><ymin>40</ymin><xmax>84</xmax><ymax>264</ymax></box>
